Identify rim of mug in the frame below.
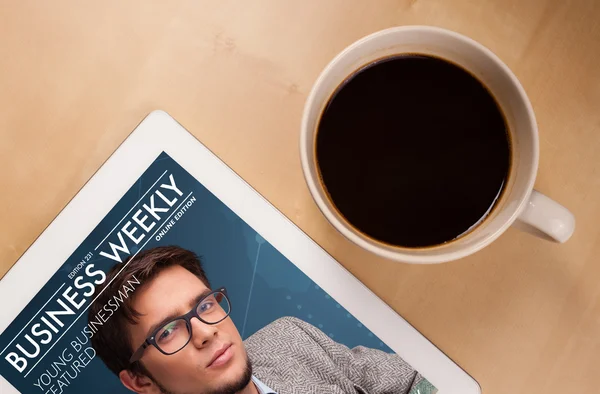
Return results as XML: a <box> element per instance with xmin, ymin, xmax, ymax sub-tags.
<box><xmin>300</xmin><ymin>25</ymin><xmax>539</xmax><ymax>264</ymax></box>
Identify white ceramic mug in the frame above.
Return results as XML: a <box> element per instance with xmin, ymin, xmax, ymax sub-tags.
<box><xmin>300</xmin><ymin>26</ymin><xmax>575</xmax><ymax>264</ymax></box>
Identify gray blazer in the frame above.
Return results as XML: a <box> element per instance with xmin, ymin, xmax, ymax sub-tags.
<box><xmin>244</xmin><ymin>317</ymin><xmax>424</xmax><ymax>394</ymax></box>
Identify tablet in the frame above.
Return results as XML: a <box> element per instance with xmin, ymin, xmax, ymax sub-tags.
<box><xmin>0</xmin><ymin>110</ymin><xmax>480</xmax><ymax>394</ymax></box>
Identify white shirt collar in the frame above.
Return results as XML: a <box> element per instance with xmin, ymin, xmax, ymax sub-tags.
<box><xmin>252</xmin><ymin>375</ymin><xmax>277</xmax><ymax>394</ymax></box>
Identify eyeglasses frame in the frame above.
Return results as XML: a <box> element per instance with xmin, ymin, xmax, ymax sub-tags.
<box><xmin>129</xmin><ymin>287</ymin><xmax>230</xmax><ymax>364</ymax></box>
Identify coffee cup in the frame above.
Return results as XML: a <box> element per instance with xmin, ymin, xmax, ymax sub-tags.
<box><xmin>300</xmin><ymin>26</ymin><xmax>575</xmax><ymax>264</ymax></box>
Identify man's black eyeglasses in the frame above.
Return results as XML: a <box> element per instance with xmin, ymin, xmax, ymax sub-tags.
<box><xmin>129</xmin><ymin>287</ymin><xmax>231</xmax><ymax>363</ymax></box>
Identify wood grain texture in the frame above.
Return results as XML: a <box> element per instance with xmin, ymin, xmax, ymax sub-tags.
<box><xmin>1</xmin><ymin>1</ymin><xmax>598</xmax><ymax>393</ymax></box>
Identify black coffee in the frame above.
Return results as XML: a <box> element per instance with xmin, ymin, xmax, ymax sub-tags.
<box><xmin>316</xmin><ymin>54</ymin><xmax>510</xmax><ymax>248</ymax></box>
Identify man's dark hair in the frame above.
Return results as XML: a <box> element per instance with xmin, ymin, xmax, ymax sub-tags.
<box><xmin>88</xmin><ymin>245</ymin><xmax>210</xmax><ymax>376</ymax></box>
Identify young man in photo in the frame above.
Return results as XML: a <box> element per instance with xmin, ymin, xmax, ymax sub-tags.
<box><xmin>88</xmin><ymin>246</ymin><xmax>425</xmax><ymax>394</ymax></box>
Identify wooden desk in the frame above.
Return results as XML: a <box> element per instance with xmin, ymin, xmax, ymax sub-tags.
<box><xmin>1</xmin><ymin>1</ymin><xmax>598</xmax><ymax>393</ymax></box>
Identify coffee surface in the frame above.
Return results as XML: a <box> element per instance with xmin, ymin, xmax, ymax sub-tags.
<box><xmin>316</xmin><ymin>55</ymin><xmax>510</xmax><ymax>247</ymax></box>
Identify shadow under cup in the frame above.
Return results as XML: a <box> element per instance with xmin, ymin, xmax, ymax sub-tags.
<box><xmin>300</xmin><ymin>27</ymin><xmax>539</xmax><ymax>264</ymax></box>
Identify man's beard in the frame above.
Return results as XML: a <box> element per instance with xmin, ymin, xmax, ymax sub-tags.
<box><xmin>146</xmin><ymin>355</ymin><xmax>253</xmax><ymax>394</ymax></box>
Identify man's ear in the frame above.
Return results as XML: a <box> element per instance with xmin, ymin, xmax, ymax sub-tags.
<box><xmin>119</xmin><ymin>369</ymin><xmax>157</xmax><ymax>393</ymax></box>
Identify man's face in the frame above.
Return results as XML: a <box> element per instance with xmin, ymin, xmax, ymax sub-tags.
<box><xmin>125</xmin><ymin>265</ymin><xmax>250</xmax><ymax>394</ymax></box>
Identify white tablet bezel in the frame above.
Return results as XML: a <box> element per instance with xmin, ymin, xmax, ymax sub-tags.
<box><xmin>0</xmin><ymin>110</ymin><xmax>480</xmax><ymax>394</ymax></box>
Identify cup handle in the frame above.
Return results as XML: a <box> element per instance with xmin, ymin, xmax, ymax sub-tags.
<box><xmin>514</xmin><ymin>190</ymin><xmax>575</xmax><ymax>243</ymax></box>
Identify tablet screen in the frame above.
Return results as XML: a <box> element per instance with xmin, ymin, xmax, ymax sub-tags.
<box><xmin>0</xmin><ymin>151</ymin><xmax>437</xmax><ymax>394</ymax></box>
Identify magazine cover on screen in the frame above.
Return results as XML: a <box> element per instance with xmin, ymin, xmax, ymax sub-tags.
<box><xmin>0</xmin><ymin>152</ymin><xmax>437</xmax><ymax>394</ymax></box>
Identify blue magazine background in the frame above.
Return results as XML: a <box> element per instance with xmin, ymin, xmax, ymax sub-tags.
<box><xmin>0</xmin><ymin>152</ymin><xmax>391</xmax><ymax>393</ymax></box>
